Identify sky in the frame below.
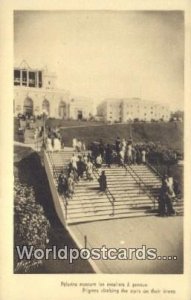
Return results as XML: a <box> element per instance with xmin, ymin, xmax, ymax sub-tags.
<box><xmin>14</xmin><ymin>11</ymin><xmax>184</xmax><ymax>111</ymax></box>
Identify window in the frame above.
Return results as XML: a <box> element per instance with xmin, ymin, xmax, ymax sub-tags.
<box><xmin>14</xmin><ymin>70</ymin><xmax>20</xmax><ymax>85</ymax></box>
<box><xmin>38</xmin><ymin>71</ymin><xmax>42</xmax><ymax>88</ymax></box>
<box><xmin>22</xmin><ymin>70</ymin><xmax>27</xmax><ymax>86</ymax></box>
<box><xmin>29</xmin><ymin>72</ymin><xmax>35</xmax><ymax>87</ymax></box>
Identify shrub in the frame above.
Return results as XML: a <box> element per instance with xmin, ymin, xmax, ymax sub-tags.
<box><xmin>14</xmin><ymin>180</ymin><xmax>50</xmax><ymax>273</ymax></box>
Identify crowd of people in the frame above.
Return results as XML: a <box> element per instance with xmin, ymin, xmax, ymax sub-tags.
<box><xmin>56</xmin><ymin>136</ymin><xmax>181</xmax><ymax>217</ymax></box>
<box><xmin>90</xmin><ymin>138</ymin><xmax>180</xmax><ymax>167</ymax></box>
<box><xmin>18</xmin><ymin>113</ymin><xmax>44</xmax><ymax>130</ymax></box>
<box><xmin>58</xmin><ymin>152</ymin><xmax>92</xmax><ymax>199</ymax></box>
<box><xmin>91</xmin><ymin>138</ymin><xmax>150</xmax><ymax>167</ymax></box>
<box><xmin>72</xmin><ymin>138</ymin><xmax>86</xmax><ymax>152</ymax></box>
<box><xmin>44</xmin><ymin>127</ymin><xmax>64</xmax><ymax>151</ymax></box>
<box><xmin>57</xmin><ymin>151</ymin><xmax>108</xmax><ymax>199</ymax></box>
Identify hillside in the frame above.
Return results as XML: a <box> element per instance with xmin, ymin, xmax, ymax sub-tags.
<box><xmin>60</xmin><ymin>122</ymin><xmax>183</xmax><ymax>152</ymax></box>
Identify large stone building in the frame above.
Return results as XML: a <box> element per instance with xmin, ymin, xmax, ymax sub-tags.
<box><xmin>97</xmin><ymin>98</ymin><xmax>170</xmax><ymax>122</ymax></box>
<box><xmin>14</xmin><ymin>61</ymin><xmax>93</xmax><ymax>120</ymax></box>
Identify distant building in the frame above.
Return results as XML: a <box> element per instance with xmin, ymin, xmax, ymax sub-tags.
<box><xmin>69</xmin><ymin>97</ymin><xmax>94</xmax><ymax>120</ymax></box>
<box><xmin>14</xmin><ymin>61</ymin><xmax>93</xmax><ymax>120</ymax></box>
<box><xmin>97</xmin><ymin>98</ymin><xmax>170</xmax><ymax>122</ymax></box>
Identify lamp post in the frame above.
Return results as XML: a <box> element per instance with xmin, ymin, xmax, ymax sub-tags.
<box><xmin>129</xmin><ymin>120</ymin><xmax>132</xmax><ymax>140</ymax></box>
<box><xmin>42</xmin><ymin>109</ymin><xmax>48</xmax><ymax>149</ymax></box>
<box><xmin>129</xmin><ymin>115</ymin><xmax>133</xmax><ymax>142</ymax></box>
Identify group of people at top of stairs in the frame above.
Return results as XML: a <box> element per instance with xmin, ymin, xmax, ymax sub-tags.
<box><xmin>91</xmin><ymin>138</ymin><xmax>147</xmax><ymax>168</ymax></box>
<box><xmin>17</xmin><ymin>113</ymin><xmax>40</xmax><ymax>131</ymax></box>
<box><xmin>90</xmin><ymin>137</ymin><xmax>180</xmax><ymax>167</ymax></box>
<box><xmin>72</xmin><ymin>138</ymin><xmax>86</xmax><ymax>152</ymax></box>
<box><xmin>45</xmin><ymin>134</ymin><xmax>86</xmax><ymax>152</ymax></box>
<box><xmin>45</xmin><ymin>127</ymin><xmax>64</xmax><ymax>152</ymax></box>
<box><xmin>57</xmin><ymin>151</ymin><xmax>107</xmax><ymax>199</ymax></box>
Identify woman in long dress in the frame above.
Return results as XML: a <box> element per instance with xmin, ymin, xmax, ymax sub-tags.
<box><xmin>141</xmin><ymin>149</ymin><xmax>146</xmax><ymax>164</ymax></box>
<box><xmin>54</xmin><ymin>138</ymin><xmax>61</xmax><ymax>151</ymax></box>
<box><xmin>67</xmin><ymin>174</ymin><xmax>75</xmax><ymax>198</ymax></box>
<box><xmin>86</xmin><ymin>160</ymin><xmax>93</xmax><ymax>180</ymax></box>
<box><xmin>47</xmin><ymin>137</ymin><xmax>53</xmax><ymax>152</ymax></box>
<box><xmin>99</xmin><ymin>171</ymin><xmax>107</xmax><ymax>192</ymax></box>
<box><xmin>127</xmin><ymin>144</ymin><xmax>132</xmax><ymax>164</ymax></box>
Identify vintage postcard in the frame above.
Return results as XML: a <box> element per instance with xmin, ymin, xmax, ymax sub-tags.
<box><xmin>0</xmin><ymin>1</ymin><xmax>191</xmax><ymax>300</ymax></box>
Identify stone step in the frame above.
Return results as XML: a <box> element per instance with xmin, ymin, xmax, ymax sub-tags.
<box><xmin>76</xmin><ymin>182</ymin><xmax>148</xmax><ymax>188</ymax></box>
<box><xmin>46</xmin><ymin>151</ymin><xmax>183</xmax><ymax>224</ymax></box>
<box><xmin>67</xmin><ymin>204</ymin><xmax>155</xmax><ymax>217</ymax></box>
<box><xmin>67</xmin><ymin>200</ymin><xmax>154</xmax><ymax>212</ymax></box>
<box><xmin>72</xmin><ymin>194</ymin><xmax>109</xmax><ymax>201</ymax></box>
<box><xmin>67</xmin><ymin>210</ymin><xmax>156</xmax><ymax>225</ymax></box>
<box><xmin>72</xmin><ymin>194</ymin><xmax>151</xmax><ymax>202</ymax></box>
<box><xmin>72</xmin><ymin>190</ymin><xmax>148</xmax><ymax>198</ymax></box>
<box><xmin>67</xmin><ymin>202</ymin><xmax>183</xmax><ymax>220</ymax></box>
<box><xmin>67</xmin><ymin>198</ymin><xmax>182</xmax><ymax>212</ymax></box>
<box><xmin>71</xmin><ymin>191</ymin><xmax>152</xmax><ymax>200</ymax></box>
<box><xmin>104</xmin><ymin>174</ymin><xmax>160</xmax><ymax>181</ymax></box>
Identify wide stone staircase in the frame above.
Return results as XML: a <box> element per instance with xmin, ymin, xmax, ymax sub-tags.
<box><xmin>46</xmin><ymin>150</ymin><xmax>184</xmax><ymax>224</ymax></box>
<box><xmin>24</xmin><ymin>128</ymin><xmax>35</xmax><ymax>144</ymax></box>
<box><xmin>129</xmin><ymin>164</ymin><xmax>184</xmax><ymax>216</ymax></box>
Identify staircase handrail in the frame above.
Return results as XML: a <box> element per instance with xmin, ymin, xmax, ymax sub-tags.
<box><xmin>146</xmin><ymin>161</ymin><xmax>163</xmax><ymax>179</ymax></box>
<box><xmin>124</xmin><ymin>164</ymin><xmax>157</xmax><ymax>209</ymax></box>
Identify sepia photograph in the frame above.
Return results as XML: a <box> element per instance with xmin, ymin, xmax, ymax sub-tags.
<box><xmin>13</xmin><ymin>10</ymin><xmax>184</xmax><ymax>275</ymax></box>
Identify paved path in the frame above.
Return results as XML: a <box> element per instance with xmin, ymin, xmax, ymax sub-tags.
<box><xmin>69</xmin><ymin>216</ymin><xmax>183</xmax><ymax>274</ymax></box>
<box><xmin>14</xmin><ymin>141</ymin><xmax>36</xmax><ymax>150</ymax></box>
<box><xmin>14</xmin><ymin>141</ymin><xmax>74</xmax><ymax>152</ymax></box>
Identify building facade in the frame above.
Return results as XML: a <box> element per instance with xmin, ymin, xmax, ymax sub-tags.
<box><xmin>97</xmin><ymin>98</ymin><xmax>170</xmax><ymax>122</ymax></box>
<box><xmin>14</xmin><ymin>62</ymin><xmax>93</xmax><ymax>120</ymax></box>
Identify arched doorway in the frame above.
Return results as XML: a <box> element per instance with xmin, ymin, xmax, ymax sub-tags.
<box><xmin>23</xmin><ymin>97</ymin><xmax>33</xmax><ymax>117</ymax></box>
<box><xmin>77</xmin><ymin>110</ymin><xmax>83</xmax><ymax>120</ymax></box>
<box><xmin>59</xmin><ymin>101</ymin><xmax>67</xmax><ymax>119</ymax></box>
<box><xmin>42</xmin><ymin>99</ymin><xmax>50</xmax><ymax>115</ymax></box>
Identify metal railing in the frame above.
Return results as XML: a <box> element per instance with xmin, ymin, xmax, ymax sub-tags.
<box><xmin>124</xmin><ymin>163</ymin><xmax>157</xmax><ymax>209</ymax></box>
<box><xmin>146</xmin><ymin>161</ymin><xmax>163</xmax><ymax>179</ymax></box>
